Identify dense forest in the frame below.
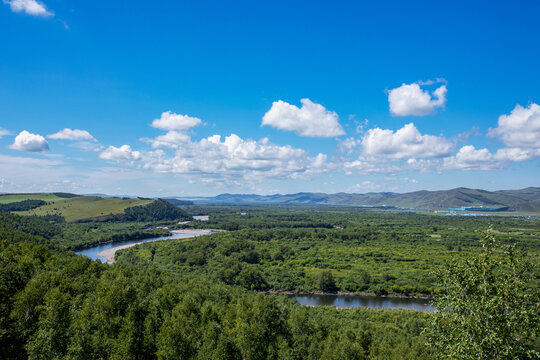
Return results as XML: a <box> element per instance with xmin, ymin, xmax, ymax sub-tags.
<box><xmin>0</xmin><ymin>200</ymin><xmax>48</xmax><ymax>212</ymax></box>
<box><xmin>0</xmin><ymin>215</ymin><xmax>432</xmax><ymax>359</ymax></box>
<box><xmin>121</xmin><ymin>199</ymin><xmax>192</xmax><ymax>222</ymax></box>
<box><xmin>119</xmin><ymin>207</ymin><xmax>540</xmax><ymax>296</ymax></box>
<box><xmin>0</xmin><ymin>202</ymin><xmax>538</xmax><ymax>359</ymax></box>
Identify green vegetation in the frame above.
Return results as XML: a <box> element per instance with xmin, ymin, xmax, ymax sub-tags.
<box><xmin>119</xmin><ymin>206</ymin><xmax>540</xmax><ymax>296</ymax></box>
<box><xmin>122</xmin><ymin>199</ymin><xmax>191</xmax><ymax>222</ymax></box>
<box><xmin>54</xmin><ymin>221</ymin><xmax>171</xmax><ymax>250</ymax></box>
<box><xmin>1</xmin><ymin>199</ymin><xmax>539</xmax><ymax>358</ymax></box>
<box><xmin>0</xmin><ymin>199</ymin><xmax>47</xmax><ymax>212</ymax></box>
<box><xmin>426</xmin><ymin>228</ymin><xmax>539</xmax><ymax>359</ymax></box>
<box><xmin>0</xmin><ymin>213</ymin><xmax>62</xmax><ymax>246</ymax></box>
<box><xmin>0</xmin><ymin>193</ymin><xmax>68</xmax><ymax>204</ymax></box>
<box><xmin>13</xmin><ymin>196</ymin><xmax>190</xmax><ymax>223</ymax></box>
<box><xmin>16</xmin><ymin>196</ymin><xmax>154</xmax><ymax>222</ymax></box>
<box><xmin>0</xmin><ymin>217</ymin><xmax>432</xmax><ymax>360</ymax></box>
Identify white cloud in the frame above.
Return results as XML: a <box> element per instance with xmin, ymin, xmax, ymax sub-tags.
<box><xmin>142</xmin><ymin>133</ymin><xmax>330</xmax><ymax>184</ymax></box>
<box><xmin>99</xmin><ymin>145</ymin><xmax>141</xmax><ymax>163</ymax></box>
<box><xmin>48</xmin><ymin>128</ymin><xmax>96</xmax><ymax>141</ymax></box>
<box><xmin>343</xmin><ymin>158</ymin><xmax>401</xmax><ymax>175</ymax></box>
<box><xmin>71</xmin><ymin>141</ymin><xmax>104</xmax><ymax>152</ymax></box>
<box><xmin>262</xmin><ymin>98</ymin><xmax>345</xmax><ymax>137</ymax></box>
<box><xmin>405</xmin><ymin>158</ymin><xmax>439</xmax><ymax>173</ymax></box>
<box><xmin>141</xmin><ymin>131</ymin><xmax>191</xmax><ymax>149</ymax></box>
<box><xmin>493</xmin><ymin>147</ymin><xmax>539</xmax><ymax>162</ymax></box>
<box><xmin>151</xmin><ymin>111</ymin><xmax>202</xmax><ymax>131</ymax></box>
<box><xmin>388</xmin><ymin>82</ymin><xmax>447</xmax><ymax>116</ymax></box>
<box><xmin>3</xmin><ymin>0</ymin><xmax>53</xmax><ymax>17</ymax></box>
<box><xmin>0</xmin><ymin>127</ymin><xmax>10</xmax><ymax>138</ymax></box>
<box><xmin>337</xmin><ymin>137</ymin><xmax>361</xmax><ymax>154</ymax></box>
<box><xmin>417</xmin><ymin>78</ymin><xmax>448</xmax><ymax>86</ymax></box>
<box><xmin>442</xmin><ymin>145</ymin><xmax>508</xmax><ymax>171</ymax></box>
<box><xmin>488</xmin><ymin>103</ymin><xmax>540</xmax><ymax>149</ymax></box>
<box><xmin>361</xmin><ymin>123</ymin><xmax>453</xmax><ymax>159</ymax></box>
<box><xmin>348</xmin><ymin>181</ymin><xmax>382</xmax><ymax>192</ymax></box>
<box><xmin>8</xmin><ymin>130</ymin><xmax>49</xmax><ymax>152</ymax></box>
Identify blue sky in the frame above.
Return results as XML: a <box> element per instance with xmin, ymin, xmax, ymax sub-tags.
<box><xmin>0</xmin><ymin>0</ymin><xmax>539</xmax><ymax>196</ymax></box>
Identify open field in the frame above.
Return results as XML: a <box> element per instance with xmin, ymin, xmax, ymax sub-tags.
<box><xmin>15</xmin><ymin>196</ymin><xmax>154</xmax><ymax>222</ymax></box>
<box><xmin>0</xmin><ymin>193</ymin><xmax>68</xmax><ymax>204</ymax></box>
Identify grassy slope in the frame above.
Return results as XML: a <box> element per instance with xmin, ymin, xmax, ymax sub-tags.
<box><xmin>15</xmin><ymin>196</ymin><xmax>154</xmax><ymax>222</ymax></box>
<box><xmin>0</xmin><ymin>193</ymin><xmax>66</xmax><ymax>204</ymax></box>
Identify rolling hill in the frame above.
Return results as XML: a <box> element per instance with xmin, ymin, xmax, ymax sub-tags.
<box><xmin>181</xmin><ymin>187</ymin><xmax>540</xmax><ymax>212</ymax></box>
<box><xmin>0</xmin><ymin>193</ymin><xmax>77</xmax><ymax>204</ymax></box>
<box><xmin>15</xmin><ymin>196</ymin><xmax>154</xmax><ymax>222</ymax></box>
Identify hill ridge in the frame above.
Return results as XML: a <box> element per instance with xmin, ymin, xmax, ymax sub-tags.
<box><xmin>180</xmin><ymin>187</ymin><xmax>540</xmax><ymax>212</ymax></box>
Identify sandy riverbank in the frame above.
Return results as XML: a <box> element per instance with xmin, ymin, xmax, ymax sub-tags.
<box><xmin>97</xmin><ymin>229</ymin><xmax>217</xmax><ymax>265</ymax></box>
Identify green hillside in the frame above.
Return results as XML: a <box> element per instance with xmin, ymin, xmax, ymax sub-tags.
<box><xmin>0</xmin><ymin>193</ymin><xmax>69</xmax><ymax>204</ymax></box>
<box><xmin>15</xmin><ymin>196</ymin><xmax>154</xmax><ymax>222</ymax></box>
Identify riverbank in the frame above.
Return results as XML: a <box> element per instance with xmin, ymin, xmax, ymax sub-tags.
<box><xmin>266</xmin><ymin>290</ymin><xmax>432</xmax><ymax>300</ymax></box>
<box><xmin>96</xmin><ymin>229</ymin><xmax>217</xmax><ymax>264</ymax></box>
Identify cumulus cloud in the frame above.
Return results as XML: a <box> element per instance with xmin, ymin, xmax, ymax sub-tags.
<box><xmin>405</xmin><ymin>158</ymin><xmax>439</xmax><ymax>173</ymax></box>
<box><xmin>142</xmin><ymin>133</ymin><xmax>330</xmax><ymax>184</ymax></box>
<box><xmin>440</xmin><ymin>145</ymin><xmax>533</xmax><ymax>171</ymax></box>
<box><xmin>151</xmin><ymin>111</ymin><xmax>202</xmax><ymax>131</ymax></box>
<box><xmin>337</xmin><ymin>137</ymin><xmax>361</xmax><ymax>154</ymax></box>
<box><xmin>141</xmin><ymin>131</ymin><xmax>191</xmax><ymax>149</ymax></box>
<box><xmin>262</xmin><ymin>98</ymin><xmax>345</xmax><ymax>137</ymax></box>
<box><xmin>8</xmin><ymin>130</ymin><xmax>49</xmax><ymax>152</ymax></box>
<box><xmin>493</xmin><ymin>147</ymin><xmax>539</xmax><ymax>162</ymax></box>
<box><xmin>488</xmin><ymin>103</ymin><xmax>540</xmax><ymax>149</ymax></box>
<box><xmin>388</xmin><ymin>82</ymin><xmax>447</xmax><ymax>116</ymax></box>
<box><xmin>343</xmin><ymin>158</ymin><xmax>401</xmax><ymax>175</ymax></box>
<box><xmin>3</xmin><ymin>0</ymin><xmax>53</xmax><ymax>17</ymax></box>
<box><xmin>361</xmin><ymin>123</ymin><xmax>453</xmax><ymax>159</ymax></box>
<box><xmin>48</xmin><ymin>128</ymin><xmax>96</xmax><ymax>141</ymax></box>
<box><xmin>99</xmin><ymin>145</ymin><xmax>141</xmax><ymax>163</ymax></box>
<box><xmin>0</xmin><ymin>127</ymin><xmax>10</xmax><ymax>138</ymax></box>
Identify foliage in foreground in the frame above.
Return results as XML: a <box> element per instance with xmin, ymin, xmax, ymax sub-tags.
<box><xmin>426</xmin><ymin>228</ymin><xmax>540</xmax><ymax>359</ymax></box>
<box><xmin>0</xmin><ymin>238</ymin><xmax>431</xmax><ymax>360</ymax></box>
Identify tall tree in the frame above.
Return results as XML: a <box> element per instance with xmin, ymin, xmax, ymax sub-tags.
<box><xmin>426</xmin><ymin>227</ymin><xmax>539</xmax><ymax>359</ymax></box>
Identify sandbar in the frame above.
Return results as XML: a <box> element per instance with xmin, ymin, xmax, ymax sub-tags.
<box><xmin>97</xmin><ymin>229</ymin><xmax>217</xmax><ymax>264</ymax></box>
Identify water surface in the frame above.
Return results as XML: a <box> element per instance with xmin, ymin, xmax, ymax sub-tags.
<box><xmin>290</xmin><ymin>294</ymin><xmax>434</xmax><ymax>311</ymax></box>
<box><xmin>76</xmin><ymin>231</ymin><xmax>214</xmax><ymax>263</ymax></box>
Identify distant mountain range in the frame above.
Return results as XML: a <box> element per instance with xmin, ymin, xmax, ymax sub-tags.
<box><xmin>178</xmin><ymin>187</ymin><xmax>540</xmax><ymax>212</ymax></box>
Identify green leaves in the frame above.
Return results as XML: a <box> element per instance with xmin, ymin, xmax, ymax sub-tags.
<box><xmin>426</xmin><ymin>227</ymin><xmax>540</xmax><ymax>359</ymax></box>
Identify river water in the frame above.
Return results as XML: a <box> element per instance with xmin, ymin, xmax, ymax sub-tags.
<box><xmin>76</xmin><ymin>230</ymin><xmax>215</xmax><ymax>263</ymax></box>
<box><xmin>76</xmin><ymin>229</ymin><xmax>434</xmax><ymax>311</ymax></box>
<box><xmin>290</xmin><ymin>294</ymin><xmax>435</xmax><ymax>311</ymax></box>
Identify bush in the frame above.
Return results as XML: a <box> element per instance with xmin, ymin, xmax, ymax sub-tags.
<box><xmin>319</xmin><ymin>271</ymin><xmax>338</xmax><ymax>293</ymax></box>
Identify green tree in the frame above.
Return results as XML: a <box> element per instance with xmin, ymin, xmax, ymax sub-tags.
<box><xmin>236</xmin><ymin>266</ymin><xmax>268</xmax><ymax>291</ymax></box>
<box><xmin>426</xmin><ymin>227</ymin><xmax>539</xmax><ymax>359</ymax></box>
<box><xmin>319</xmin><ymin>271</ymin><xmax>338</xmax><ymax>293</ymax></box>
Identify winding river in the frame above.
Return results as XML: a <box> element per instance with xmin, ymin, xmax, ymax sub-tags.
<box><xmin>76</xmin><ymin>230</ymin><xmax>216</xmax><ymax>263</ymax></box>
